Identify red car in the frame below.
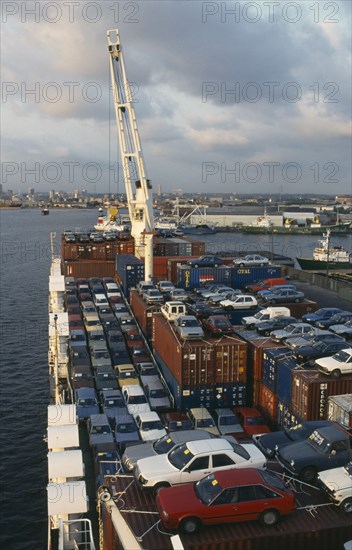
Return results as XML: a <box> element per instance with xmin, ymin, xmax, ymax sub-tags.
<box><xmin>202</xmin><ymin>315</ymin><xmax>235</xmax><ymax>335</ymax></box>
<box><xmin>125</xmin><ymin>329</ymin><xmax>144</xmax><ymax>348</ymax></box>
<box><xmin>156</xmin><ymin>468</ymin><xmax>295</xmax><ymax>533</ymax></box>
<box><xmin>161</xmin><ymin>412</ymin><xmax>194</xmax><ymax>432</ymax></box>
<box><xmin>233</xmin><ymin>407</ymin><xmax>271</xmax><ymax>437</ymax></box>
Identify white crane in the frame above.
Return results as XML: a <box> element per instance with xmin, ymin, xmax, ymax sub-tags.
<box><xmin>107</xmin><ymin>29</ymin><xmax>154</xmax><ymax>281</ymax></box>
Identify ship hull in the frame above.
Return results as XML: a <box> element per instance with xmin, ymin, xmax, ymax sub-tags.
<box><xmin>244</xmin><ymin>224</ymin><xmax>349</xmax><ymax>235</ymax></box>
<box><xmin>296</xmin><ymin>258</ymin><xmax>352</xmax><ymax>270</ymax></box>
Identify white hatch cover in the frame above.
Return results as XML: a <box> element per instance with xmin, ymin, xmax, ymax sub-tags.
<box><xmin>48</xmin><ymin>404</ymin><xmax>77</xmax><ymax>426</ymax></box>
<box><xmin>48</xmin><ymin>450</ymin><xmax>84</xmax><ymax>479</ymax></box>
<box><xmin>47</xmin><ymin>480</ymin><xmax>88</xmax><ymax>515</ymax></box>
<box><xmin>49</xmin><ymin>275</ymin><xmax>65</xmax><ymax>292</ymax></box>
<box><xmin>49</xmin><ymin>312</ymin><xmax>69</xmax><ymax>336</ymax></box>
<box><xmin>47</xmin><ymin>424</ymin><xmax>79</xmax><ymax>449</ymax></box>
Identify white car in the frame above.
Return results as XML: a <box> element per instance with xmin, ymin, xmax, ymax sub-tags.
<box><xmin>174</xmin><ymin>315</ymin><xmax>205</xmax><ymax>340</ymax></box>
<box><xmin>143</xmin><ymin>288</ymin><xmax>164</xmax><ymax>304</ymax></box>
<box><xmin>122</xmin><ymin>384</ymin><xmax>151</xmax><ymax>417</ymax></box>
<box><xmin>157</xmin><ymin>280</ymin><xmax>175</xmax><ymax>293</ymax></box>
<box><xmin>330</xmin><ymin>321</ymin><xmax>352</xmax><ymax>339</ymax></box>
<box><xmin>220</xmin><ymin>295</ymin><xmax>258</xmax><ymax>310</ymax></box>
<box><xmin>168</xmin><ymin>288</ymin><xmax>188</xmax><ymax>301</ymax></box>
<box><xmin>134</xmin><ymin>412</ymin><xmax>167</xmax><ymax>442</ymax></box>
<box><xmin>270</xmin><ymin>323</ymin><xmax>313</xmax><ymax>342</ymax></box>
<box><xmin>233</xmin><ymin>255</ymin><xmax>269</xmax><ymax>267</ymax></box>
<box><xmin>135</xmin><ymin>438</ymin><xmax>266</xmax><ymax>495</ymax></box>
<box><xmin>315</xmin><ymin>348</ymin><xmax>352</xmax><ymax>378</ymax></box>
<box><xmin>317</xmin><ymin>462</ymin><xmax>352</xmax><ymax>513</ymax></box>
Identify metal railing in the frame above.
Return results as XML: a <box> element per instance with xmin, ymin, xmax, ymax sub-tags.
<box><xmin>58</xmin><ymin>518</ymin><xmax>96</xmax><ymax>550</ymax></box>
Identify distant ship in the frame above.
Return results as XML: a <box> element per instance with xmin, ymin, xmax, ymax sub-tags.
<box><xmin>94</xmin><ymin>205</ymin><xmax>130</xmax><ymax>232</ymax></box>
<box><xmin>42</xmin><ymin>207</ymin><xmax>49</xmax><ymax>215</ymax></box>
<box><xmin>178</xmin><ymin>224</ymin><xmax>217</xmax><ymax>235</ymax></box>
<box><xmin>296</xmin><ymin>230</ymin><xmax>352</xmax><ymax>270</ymax></box>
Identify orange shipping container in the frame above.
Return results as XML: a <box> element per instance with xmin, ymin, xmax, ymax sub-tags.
<box><xmin>63</xmin><ymin>260</ymin><xmax>115</xmax><ymax>278</ymax></box>
<box><xmin>213</xmin><ymin>337</ymin><xmax>247</xmax><ymax>384</ymax></box>
<box><xmin>258</xmin><ymin>382</ymin><xmax>277</xmax><ymax>424</ymax></box>
<box><xmin>130</xmin><ymin>289</ymin><xmax>161</xmax><ymax>339</ymax></box>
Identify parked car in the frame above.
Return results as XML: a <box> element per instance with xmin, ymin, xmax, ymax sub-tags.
<box><xmin>317</xmin><ymin>461</ymin><xmax>352</xmax><ymax>514</ymax></box>
<box><xmin>199</xmin><ymin>285</ymin><xmax>234</xmax><ymax>300</ymax></box>
<box><xmin>156</xmin><ymin>468</ymin><xmax>295</xmax><ymax>533</ymax></box>
<box><xmin>255</xmin><ymin>316</ymin><xmax>298</xmax><ymax>336</ymax></box>
<box><xmin>122</xmin><ymin>384</ymin><xmax>151</xmax><ymax>417</ymax></box>
<box><xmin>186</xmin><ymin>302</ymin><xmax>214</xmax><ymax>319</ymax></box>
<box><xmin>212</xmin><ymin>408</ymin><xmax>244</xmax><ymax>437</ymax></box>
<box><xmin>242</xmin><ymin>307</ymin><xmax>291</xmax><ymax>329</ymax></box>
<box><xmin>276</xmin><ymin>424</ymin><xmax>352</xmax><ymax>483</ymax></box>
<box><xmin>114</xmin><ymin>413</ymin><xmax>140</xmax><ymax>452</ymax></box>
<box><xmin>143</xmin><ymin>289</ymin><xmax>164</xmax><ymax>304</ymax></box>
<box><xmin>93</xmin><ymin>293</ymin><xmax>109</xmax><ymax>308</ymax></box>
<box><xmin>174</xmin><ymin>316</ymin><xmax>205</xmax><ymax>340</ymax></box>
<box><xmin>119</xmin><ymin>317</ymin><xmax>137</xmax><ymax>332</ymax></box>
<box><xmin>75</xmin><ymin>388</ymin><xmax>99</xmax><ymax>420</ymax></box>
<box><xmin>116</xmin><ymin>364</ymin><xmax>139</xmax><ymax>388</ymax></box>
<box><xmin>100</xmin><ymin>389</ymin><xmax>127</xmax><ymax>419</ymax></box>
<box><xmin>295</xmin><ymin>340</ymin><xmax>351</xmax><ymax>365</ymax></box>
<box><xmin>168</xmin><ymin>288</ymin><xmax>189</xmax><ymax>301</ymax></box>
<box><xmin>90</xmin><ymin>348</ymin><xmax>112</xmax><ymax>370</ymax></box>
<box><xmin>187</xmin><ymin>408</ymin><xmax>220</xmax><ymax>436</ymax></box>
<box><xmin>253</xmin><ymin>420</ymin><xmax>335</xmax><ymax>458</ymax></box>
<box><xmin>285</xmin><ymin>330</ymin><xmax>344</xmax><ymax>351</ymax></box>
<box><xmin>233</xmin><ymin>255</ymin><xmax>269</xmax><ymax>267</ymax></box>
<box><xmin>263</xmin><ymin>289</ymin><xmax>305</xmax><ymax>304</ymax></box>
<box><xmin>315</xmin><ymin>311</ymin><xmax>352</xmax><ymax>330</ymax></box>
<box><xmin>157</xmin><ymin>281</ymin><xmax>175</xmax><ymax>294</ymax></box>
<box><xmin>220</xmin><ymin>295</ymin><xmax>258</xmax><ymax>310</ymax></box>
<box><xmin>316</xmin><ymin>348</ymin><xmax>352</xmax><ymax>378</ymax></box>
<box><xmin>122</xmin><ymin>429</ymin><xmax>220</xmax><ymax>472</ymax></box>
<box><xmin>208</xmin><ymin>290</ymin><xmax>242</xmax><ymax>305</ymax></box>
<box><xmin>135</xmin><ymin>438</ymin><xmax>267</xmax><ymax>495</ymax></box>
<box><xmin>137</xmin><ymin>281</ymin><xmax>154</xmax><ymax>295</ymax></box>
<box><xmin>188</xmin><ymin>255</ymin><xmax>224</xmax><ymax>268</ymax></box>
<box><xmin>106</xmin><ymin>330</ymin><xmax>126</xmax><ymax>354</ymax></box>
<box><xmin>143</xmin><ymin>380</ymin><xmax>172</xmax><ymax>412</ymax></box>
<box><xmin>234</xmin><ymin>407</ymin><xmax>271</xmax><ymax>437</ymax></box>
<box><xmin>135</xmin><ymin>411</ymin><xmax>167</xmax><ymax>442</ymax></box>
<box><xmin>135</xmin><ymin>362</ymin><xmax>160</xmax><ymax>385</ymax></box>
<box><xmin>330</xmin><ymin>320</ymin><xmax>352</xmax><ymax>339</ymax></box>
<box><xmin>89</xmin><ymin>232</ymin><xmax>104</xmax><ymax>243</ymax></box>
<box><xmin>71</xmin><ymin>365</ymin><xmax>94</xmax><ymax>390</ymax></box>
<box><xmin>161</xmin><ymin>412</ymin><xmax>194</xmax><ymax>433</ymax></box>
<box><xmin>270</xmin><ymin>322</ymin><xmax>313</xmax><ymax>342</ymax></box>
<box><xmin>87</xmin><ymin>413</ymin><xmax>114</xmax><ymax>447</ymax></box>
<box><xmin>94</xmin><ymin>367</ymin><xmax>118</xmax><ymax>391</ymax></box>
<box><xmin>257</xmin><ymin>285</ymin><xmax>297</xmax><ymax>298</ymax></box>
<box><xmin>302</xmin><ymin>307</ymin><xmax>343</xmax><ymax>326</ymax></box>
<box><xmin>69</xmin><ymin>329</ymin><xmax>87</xmax><ymax>348</ymax></box>
<box><xmin>202</xmin><ymin>315</ymin><xmax>234</xmax><ymax>335</ymax></box>
<box><xmin>64</xmin><ymin>233</ymin><xmax>76</xmax><ymax>243</ymax></box>
<box><xmin>245</xmin><ymin>278</ymin><xmax>287</xmax><ymax>293</ymax></box>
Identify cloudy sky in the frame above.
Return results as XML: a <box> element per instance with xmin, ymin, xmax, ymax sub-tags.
<box><xmin>2</xmin><ymin>0</ymin><xmax>351</xmax><ymax>195</ymax></box>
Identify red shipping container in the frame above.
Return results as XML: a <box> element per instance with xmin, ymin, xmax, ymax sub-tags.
<box><xmin>291</xmin><ymin>370</ymin><xmax>352</xmax><ymax>421</ymax></box>
<box><xmin>287</xmin><ymin>300</ymin><xmax>318</xmax><ymax>318</ymax></box>
<box><xmin>258</xmin><ymin>382</ymin><xmax>277</xmax><ymax>424</ymax></box>
<box><xmin>64</xmin><ymin>260</ymin><xmax>115</xmax><ymax>278</ymax></box>
<box><xmin>213</xmin><ymin>337</ymin><xmax>247</xmax><ymax>384</ymax></box>
<box><xmin>130</xmin><ymin>290</ymin><xmax>161</xmax><ymax>339</ymax></box>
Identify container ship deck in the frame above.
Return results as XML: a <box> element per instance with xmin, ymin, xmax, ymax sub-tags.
<box><xmin>46</xmin><ymin>232</ymin><xmax>352</xmax><ymax>550</ymax></box>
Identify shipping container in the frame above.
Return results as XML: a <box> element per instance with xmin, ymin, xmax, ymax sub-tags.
<box><xmin>276</xmin><ymin>400</ymin><xmax>302</xmax><ymax>430</ymax></box>
<box><xmin>130</xmin><ymin>289</ymin><xmax>161</xmax><ymax>340</ymax></box>
<box><xmin>115</xmin><ymin>255</ymin><xmax>145</xmax><ymax>296</ymax></box>
<box><xmin>63</xmin><ymin>260</ymin><xmax>116</xmax><ymax>279</ymax></box>
<box><xmin>258</xmin><ymin>382</ymin><xmax>277</xmax><ymax>425</ymax></box>
<box><xmin>328</xmin><ymin>393</ymin><xmax>352</xmax><ymax>430</ymax></box>
<box><xmin>276</xmin><ymin>357</ymin><xmax>302</xmax><ymax>405</ymax></box>
<box><xmin>177</xmin><ymin>265</ymin><xmax>233</xmax><ymax>290</ymax></box>
<box><xmin>285</xmin><ymin>300</ymin><xmax>318</xmax><ymax>318</ymax></box>
<box><xmin>62</xmin><ymin>243</ymin><xmax>79</xmax><ymax>261</ymax></box>
<box><xmin>262</xmin><ymin>347</ymin><xmax>293</xmax><ymax>392</ymax></box>
<box><xmin>291</xmin><ymin>370</ymin><xmax>352</xmax><ymax>421</ymax></box>
<box><xmin>152</xmin><ymin>313</ymin><xmax>215</xmax><ymax>385</ymax></box>
<box><xmin>167</xmin><ymin>257</ymin><xmax>198</xmax><ymax>283</ymax></box>
<box><xmin>213</xmin><ymin>337</ymin><xmax>247</xmax><ymax>384</ymax></box>
<box><xmin>154</xmin><ymin>350</ymin><xmax>246</xmax><ymax>411</ymax></box>
<box><xmin>231</xmin><ymin>265</ymin><xmax>282</xmax><ymax>288</ymax></box>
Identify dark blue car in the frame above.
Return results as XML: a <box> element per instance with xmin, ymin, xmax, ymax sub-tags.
<box><xmin>302</xmin><ymin>307</ymin><xmax>342</xmax><ymax>326</ymax></box>
<box><xmin>188</xmin><ymin>255</ymin><xmax>224</xmax><ymax>268</ymax></box>
<box><xmin>75</xmin><ymin>387</ymin><xmax>99</xmax><ymax>420</ymax></box>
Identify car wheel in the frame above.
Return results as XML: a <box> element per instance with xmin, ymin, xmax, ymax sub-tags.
<box><xmin>259</xmin><ymin>509</ymin><xmax>279</xmax><ymax>527</ymax></box>
<box><xmin>153</xmin><ymin>483</ymin><xmax>170</xmax><ymax>497</ymax></box>
<box><xmin>264</xmin><ymin>330</ymin><xmax>271</xmax><ymax>336</ymax></box>
<box><xmin>250</xmin><ymin>305</ymin><xmax>257</xmax><ymax>310</ymax></box>
<box><xmin>340</xmin><ymin>498</ymin><xmax>352</xmax><ymax>514</ymax></box>
<box><xmin>331</xmin><ymin>368</ymin><xmax>341</xmax><ymax>379</ymax></box>
<box><xmin>214</xmin><ymin>263</ymin><xmax>219</xmax><ymax>267</ymax></box>
<box><xmin>239</xmin><ymin>263</ymin><xmax>245</xmax><ymax>267</ymax></box>
<box><xmin>294</xmin><ymin>298</ymin><xmax>300</xmax><ymax>303</ymax></box>
<box><xmin>299</xmin><ymin>466</ymin><xmax>317</xmax><ymax>484</ymax></box>
<box><xmin>260</xmin><ymin>263</ymin><xmax>264</xmax><ymax>267</ymax></box>
<box><xmin>180</xmin><ymin>517</ymin><xmax>201</xmax><ymax>534</ymax></box>
<box><xmin>194</xmin><ymin>264</ymin><xmax>199</xmax><ymax>268</ymax></box>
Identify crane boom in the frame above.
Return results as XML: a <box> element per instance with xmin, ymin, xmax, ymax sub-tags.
<box><xmin>107</xmin><ymin>29</ymin><xmax>154</xmax><ymax>281</ymax></box>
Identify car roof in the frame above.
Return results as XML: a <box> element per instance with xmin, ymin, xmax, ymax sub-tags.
<box><xmin>189</xmin><ymin>407</ymin><xmax>213</xmax><ymax>419</ymax></box>
<box><xmin>214</xmin><ymin>408</ymin><xmax>237</xmax><ymax>417</ymax></box>
<box><xmin>89</xmin><ymin>413</ymin><xmax>109</xmax><ymax>425</ymax></box>
<box><xmin>186</xmin><ymin>438</ymin><xmax>232</xmax><ymax>454</ymax></box>
<box><xmin>136</xmin><ymin>411</ymin><xmax>161</xmax><ymax>421</ymax></box>
<box><xmin>214</xmin><ymin>467</ymin><xmax>264</xmax><ymax>487</ymax></box>
<box><xmin>168</xmin><ymin>430</ymin><xmax>212</xmax><ymax>444</ymax></box>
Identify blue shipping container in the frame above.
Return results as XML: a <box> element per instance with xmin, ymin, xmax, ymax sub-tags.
<box><xmin>231</xmin><ymin>265</ymin><xmax>282</xmax><ymax>289</ymax></box>
<box><xmin>177</xmin><ymin>265</ymin><xmax>232</xmax><ymax>290</ymax></box>
<box><xmin>155</xmin><ymin>351</ymin><xmax>246</xmax><ymax>411</ymax></box>
<box><xmin>276</xmin><ymin>357</ymin><xmax>301</xmax><ymax>405</ymax></box>
<box><xmin>276</xmin><ymin>400</ymin><xmax>302</xmax><ymax>431</ymax></box>
<box><xmin>262</xmin><ymin>348</ymin><xmax>293</xmax><ymax>392</ymax></box>
<box><xmin>116</xmin><ymin>254</ymin><xmax>144</xmax><ymax>295</ymax></box>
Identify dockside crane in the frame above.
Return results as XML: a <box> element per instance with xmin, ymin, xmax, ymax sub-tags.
<box><xmin>107</xmin><ymin>29</ymin><xmax>154</xmax><ymax>281</ymax></box>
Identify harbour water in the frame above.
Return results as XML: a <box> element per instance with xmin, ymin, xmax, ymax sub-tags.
<box><xmin>0</xmin><ymin>208</ymin><xmax>350</xmax><ymax>549</ymax></box>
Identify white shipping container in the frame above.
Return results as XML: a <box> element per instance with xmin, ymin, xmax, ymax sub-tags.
<box><xmin>328</xmin><ymin>394</ymin><xmax>352</xmax><ymax>429</ymax></box>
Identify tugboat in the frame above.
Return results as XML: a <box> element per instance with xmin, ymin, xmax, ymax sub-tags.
<box><xmin>42</xmin><ymin>206</ymin><xmax>49</xmax><ymax>215</ymax></box>
<box><xmin>296</xmin><ymin>230</ymin><xmax>352</xmax><ymax>270</ymax></box>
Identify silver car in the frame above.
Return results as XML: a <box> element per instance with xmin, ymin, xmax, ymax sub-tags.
<box><xmin>122</xmin><ymin>429</ymin><xmax>217</xmax><ymax>472</ymax></box>
<box><xmin>174</xmin><ymin>315</ymin><xmax>205</xmax><ymax>340</ymax></box>
<box><xmin>233</xmin><ymin>255</ymin><xmax>269</xmax><ymax>267</ymax></box>
<box><xmin>143</xmin><ymin>380</ymin><xmax>171</xmax><ymax>412</ymax></box>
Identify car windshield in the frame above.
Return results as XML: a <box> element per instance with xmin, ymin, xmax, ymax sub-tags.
<box><xmin>116</xmin><ymin>422</ymin><xmax>135</xmax><ymax>433</ymax></box>
<box><xmin>77</xmin><ymin>398</ymin><xmax>96</xmax><ymax>406</ymax></box>
<box><xmin>149</xmin><ymin>389</ymin><xmax>167</xmax><ymax>398</ymax></box>
<box><xmin>227</xmin><ymin>442</ymin><xmax>250</xmax><ymax>459</ymax></box>
<box><xmin>219</xmin><ymin>416</ymin><xmax>238</xmax><ymax>426</ymax></box>
<box><xmin>168</xmin><ymin>443</ymin><xmax>194</xmax><ymax>470</ymax></box>
<box><xmin>149</xmin><ymin>290</ymin><xmax>160</xmax><ymax>296</ymax></box>
<box><xmin>91</xmin><ymin>425</ymin><xmax>111</xmax><ymax>434</ymax></box>
<box><xmin>254</xmin><ymin>311</ymin><xmax>267</xmax><ymax>320</ymax></box>
<box><xmin>119</xmin><ymin>371</ymin><xmax>135</xmax><ymax>379</ymax></box>
<box><xmin>332</xmin><ymin>350</ymin><xmax>352</xmax><ymax>362</ymax></box>
<box><xmin>215</xmin><ymin>319</ymin><xmax>230</xmax><ymax>327</ymax></box>
<box><xmin>129</xmin><ymin>395</ymin><xmax>147</xmax><ymax>404</ymax></box>
<box><xmin>312</xmin><ymin>341</ymin><xmax>328</xmax><ymax>351</ymax></box>
<box><xmin>196</xmin><ymin>419</ymin><xmax>214</xmax><ymax>428</ymax></box>
<box><xmin>105</xmin><ymin>398</ymin><xmax>123</xmax><ymax>408</ymax></box>
<box><xmin>246</xmin><ymin>416</ymin><xmax>267</xmax><ymax>426</ymax></box>
<box><xmin>169</xmin><ymin>420</ymin><xmax>193</xmax><ymax>431</ymax></box>
<box><xmin>97</xmin><ymin>373</ymin><xmax>115</xmax><ymax>381</ymax></box>
<box><xmin>140</xmin><ymin>367</ymin><xmax>157</xmax><ymax>376</ymax></box>
<box><xmin>141</xmin><ymin>421</ymin><xmax>164</xmax><ymax>431</ymax></box>
<box><xmin>153</xmin><ymin>435</ymin><xmax>176</xmax><ymax>454</ymax></box>
<box><xmin>259</xmin><ymin>470</ymin><xmax>288</xmax><ymax>491</ymax></box>
<box><xmin>308</xmin><ymin>430</ymin><xmax>330</xmax><ymax>452</ymax></box>
<box><xmin>182</xmin><ymin>319</ymin><xmax>199</xmax><ymax>328</ymax></box>
<box><xmin>284</xmin><ymin>325</ymin><xmax>296</xmax><ymax>334</ymax></box>
<box><xmin>92</xmin><ymin>351</ymin><xmax>110</xmax><ymax>359</ymax></box>
<box><xmin>195</xmin><ymin>473</ymin><xmax>223</xmax><ymax>504</ymax></box>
